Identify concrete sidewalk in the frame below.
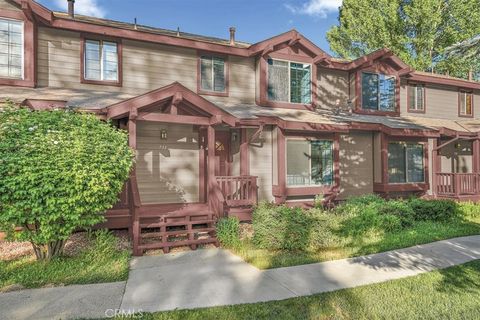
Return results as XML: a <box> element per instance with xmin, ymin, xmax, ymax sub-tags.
<box><xmin>1</xmin><ymin>235</ymin><xmax>480</xmax><ymax>320</ymax></box>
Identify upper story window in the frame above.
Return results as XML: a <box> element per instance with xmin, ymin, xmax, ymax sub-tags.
<box><xmin>286</xmin><ymin>139</ymin><xmax>333</xmax><ymax>186</ymax></box>
<box><xmin>408</xmin><ymin>84</ymin><xmax>425</xmax><ymax>112</ymax></box>
<box><xmin>268</xmin><ymin>59</ymin><xmax>311</xmax><ymax>104</ymax></box>
<box><xmin>459</xmin><ymin>90</ymin><xmax>473</xmax><ymax>117</ymax></box>
<box><xmin>0</xmin><ymin>18</ymin><xmax>23</xmax><ymax>79</ymax></box>
<box><xmin>388</xmin><ymin>142</ymin><xmax>424</xmax><ymax>184</ymax></box>
<box><xmin>83</xmin><ymin>39</ymin><xmax>119</xmax><ymax>83</ymax></box>
<box><xmin>200</xmin><ymin>55</ymin><xmax>226</xmax><ymax>93</ymax></box>
<box><xmin>361</xmin><ymin>72</ymin><xmax>395</xmax><ymax>111</ymax></box>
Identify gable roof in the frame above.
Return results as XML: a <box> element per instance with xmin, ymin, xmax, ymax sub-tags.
<box><xmin>105</xmin><ymin>82</ymin><xmax>238</xmax><ymax>126</ymax></box>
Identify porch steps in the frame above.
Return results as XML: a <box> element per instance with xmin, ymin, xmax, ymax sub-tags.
<box><xmin>133</xmin><ymin>207</ymin><xmax>219</xmax><ymax>255</ymax></box>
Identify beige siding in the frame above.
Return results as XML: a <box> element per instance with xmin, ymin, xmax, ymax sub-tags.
<box><xmin>230</xmin><ymin>129</ymin><xmax>241</xmax><ymax>176</ymax></box>
<box><xmin>136</xmin><ymin>122</ymin><xmax>199</xmax><ymax>204</ymax></box>
<box><xmin>439</xmin><ymin>139</ymin><xmax>473</xmax><ymax>174</ymax></box>
<box><xmin>317</xmin><ymin>68</ymin><xmax>349</xmax><ymax>110</ymax></box>
<box><xmin>373</xmin><ymin>132</ymin><xmax>382</xmax><ymax>183</ymax></box>
<box><xmin>207</xmin><ymin>55</ymin><xmax>256</xmax><ymax>105</ymax></box>
<box><xmin>249</xmin><ymin>126</ymin><xmax>274</xmax><ymax>202</ymax></box>
<box><xmin>338</xmin><ymin>131</ymin><xmax>374</xmax><ymax>199</ymax></box>
<box><xmin>400</xmin><ymin>81</ymin><xmax>480</xmax><ymax>120</ymax></box>
<box><xmin>37</xmin><ymin>27</ymin><xmax>255</xmax><ymax>103</ymax></box>
<box><xmin>0</xmin><ymin>0</ymin><xmax>20</xmax><ymax>11</ymax></box>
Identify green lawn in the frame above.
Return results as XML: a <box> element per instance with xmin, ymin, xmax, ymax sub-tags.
<box><xmin>235</xmin><ymin>216</ymin><xmax>480</xmax><ymax>269</ymax></box>
<box><xmin>134</xmin><ymin>259</ymin><xmax>480</xmax><ymax>320</ymax></box>
<box><xmin>0</xmin><ymin>231</ymin><xmax>130</xmax><ymax>291</ymax></box>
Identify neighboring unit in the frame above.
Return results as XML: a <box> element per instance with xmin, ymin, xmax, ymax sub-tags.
<box><xmin>2</xmin><ymin>0</ymin><xmax>480</xmax><ymax>254</ymax></box>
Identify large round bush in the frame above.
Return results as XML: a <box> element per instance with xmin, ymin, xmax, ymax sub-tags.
<box><xmin>0</xmin><ymin>105</ymin><xmax>134</xmax><ymax>260</ymax></box>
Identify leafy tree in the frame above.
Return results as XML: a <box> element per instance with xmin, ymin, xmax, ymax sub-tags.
<box><xmin>327</xmin><ymin>0</ymin><xmax>480</xmax><ymax>78</ymax></box>
<box><xmin>0</xmin><ymin>103</ymin><xmax>134</xmax><ymax>260</ymax></box>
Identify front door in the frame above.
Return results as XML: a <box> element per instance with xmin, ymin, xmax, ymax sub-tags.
<box><xmin>215</xmin><ymin>131</ymin><xmax>231</xmax><ymax>176</ymax></box>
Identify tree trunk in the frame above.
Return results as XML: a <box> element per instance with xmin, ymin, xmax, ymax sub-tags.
<box><xmin>31</xmin><ymin>240</ymin><xmax>66</xmax><ymax>261</ymax></box>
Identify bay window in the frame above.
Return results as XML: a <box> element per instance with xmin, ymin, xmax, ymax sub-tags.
<box><xmin>408</xmin><ymin>84</ymin><xmax>425</xmax><ymax>112</ymax></box>
<box><xmin>286</xmin><ymin>139</ymin><xmax>333</xmax><ymax>186</ymax></box>
<box><xmin>388</xmin><ymin>142</ymin><xmax>424</xmax><ymax>183</ymax></box>
<box><xmin>459</xmin><ymin>90</ymin><xmax>473</xmax><ymax>116</ymax></box>
<box><xmin>0</xmin><ymin>18</ymin><xmax>23</xmax><ymax>79</ymax></box>
<box><xmin>200</xmin><ymin>55</ymin><xmax>226</xmax><ymax>93</ymax></box>
<box><xmin>268</xmin><ymin>59</ymin><xmax>311</xmax><ymax>104</ymax></box>
<box><xmin>83</xmin><ymin>39</ymin><xmax>119</xmax><ymax>82</ymax></box>
<box><xmin>361</xmin><ymin>72</ymin><xmax>396</xmax><ymax>111</ymax></box>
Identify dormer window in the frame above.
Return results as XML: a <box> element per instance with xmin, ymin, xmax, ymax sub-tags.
<box><xmin>0</xmin><ymin>18</ymin><xmax>23</xmax><ymax>79</ymax></box>
<box><xmin>267</xmin><ymin>59</ymin><xmax>311</xmax><ymax>104</ymax></box>
<box><xmin>361</xmin><ymin>72</ymin><xmax>396</xmax><ymax>111</ymax></box>
<box><xmin>81</xmin><ymin>35</ymin><xmax>122</xmax><ymax>86</ymax></box>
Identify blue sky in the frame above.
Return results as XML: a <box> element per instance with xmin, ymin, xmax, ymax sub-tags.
<box><xmin>37</xmin><ymin>0</ymin><xmax>342</xmax><ymax>54</ymax></box>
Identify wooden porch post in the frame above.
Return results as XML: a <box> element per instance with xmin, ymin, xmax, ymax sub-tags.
<box><xmin>198</xmin><ymin>127</ymin><xmax>206</xmax><ymax>203</ymax></box>
<box><xmin>432</xmin><ymin>138</ymin><xmax>438</xmax><ymax>197</ymax></box>
<box><xmin>333</xmin><ymin>133</ymin><xmax>340</xmax><ymax>196</ymax></box>
<box><xmin>276</xmin><ymin>127</ymin><xmax>287</xmax><ymax>204</ymax></box>
<box><xmin>207</xmin><ymin>125</ymin><xmax>216</xmax><ymax>192</ymax></box>
<box><xmin>240</xmin><ymin>128</ymin><xmax>249</xmax><ymax>176</ymax></box>
<box><xmin>128</xmin><ymin>115</ymin><xmax>142</xmax><ymax>256</ymax></box>
<box><xmin>473</xmin><ymin>136</ymin><xmax>480</xmax><ymax>193</ymax></box>
<box><xmin>380</xmin><ymin>132</ymin><xmax>389</xmax><ymax>185</ymax></box>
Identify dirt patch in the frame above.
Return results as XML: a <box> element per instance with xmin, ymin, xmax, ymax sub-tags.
<box><xmin>0</xmin><ymin>230</ymin><xmax>131</xmax><ymax>261</ymax></box>
<box><xmin>239</xmin><ymin>222</ymin><xmax>253</xmax><ymax>240</ymax></box>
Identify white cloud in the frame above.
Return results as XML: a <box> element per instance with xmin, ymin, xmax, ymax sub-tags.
<box><xmin>286</xmin><ymin>0</ymin><xmax>342</xmax><ymax>17</ymax></box>
<box><xmin>54</xmin><ymin>0</ymin><xmax>106</xmax><ymax>18</ymax></box>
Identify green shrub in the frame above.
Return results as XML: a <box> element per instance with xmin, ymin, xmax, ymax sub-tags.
<box><xmin>0</xmin><ymin>105</ymin><xmax>134</xmax><ymax>260</ymax></box>
<box><xmin>303</xmin><ymin>208</ymin><xmax>347</xmax><ymax>249</ymax></box>
<box><xmin>253</xmin><ymin>202</ymin><xmax>313</xmax><ymax>250</ymax></box>
<box><xmin>458</xmin><ymin>201</ymin><xmax>480</xmax><ymax>219</ymax></box>
<box><xmin>377</xmin><ymin>200</ymin><xmax>415</xmax><ymax>228</ymax></box>
<box><xmin>335</xmin><ymin>194</ymin><xmax>385</xmax><ymax>215</ymax></box>
<box><xmin>216</xmin><ymin>217</ymin><xmax>241</xmax><ymax>249</ymax></box>
<box><xmin>408</xmin><ymin>198</ymin><xmax>460</xmax><ymax>221</ymax></box>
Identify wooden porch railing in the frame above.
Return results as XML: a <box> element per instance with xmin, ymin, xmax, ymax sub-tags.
<box><xmin>215</xmin><ymin>175</ymin><xmax>258</xmax><ymax>207</ymax></box>
<box><xmin>435</xmin><ymin>173</ymin><xmax>480</xmax><ymax>196</ymax></box>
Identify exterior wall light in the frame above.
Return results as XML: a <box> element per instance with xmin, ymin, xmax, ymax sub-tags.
<box><xmin>160</xmin><ymin>129</ymin><xmax>168</xmax><ymax>140</ymax></box>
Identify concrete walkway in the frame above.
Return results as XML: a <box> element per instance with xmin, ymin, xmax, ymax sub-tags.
<box><xmin>1</xmin><ymin>235</ymin><xmax>480</xmax><ymax>320</ymax></box>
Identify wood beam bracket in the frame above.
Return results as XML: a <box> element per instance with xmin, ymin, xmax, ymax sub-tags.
<box><xmin>129</xmin><ymin>107</ymin><xmax>138</xmax><ymax>120</ymax></box>
<box><xmin>209</xmin><ymin>114</ymin><xmax>222</xmax><ymax>125</ymax></box>
<box><xmin>262</xmin><ymin>44</ymin><xmax>274</xmax><ymax>57</ymax></box>
<box><xmin>248</xmin><ymin>122</ymin><xmax>265</xmax><ymax>143</ymax></box>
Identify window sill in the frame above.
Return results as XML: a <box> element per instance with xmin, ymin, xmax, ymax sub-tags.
<box><xmin>273</xmin><ymin>185</ymin><xmax>334</xmax><ymax>197</ymax></box>
<box><xmin>458</xmin><ymin>113</ymin><xmax>474</xmax><ymax>118</ymax></box>
<box><xmin>259</xmin><ymin>99</ymin><xmax>315</xmax><ymax>110</ymax></box>
<box><xmin>354</xmin><ymin>109</ymin><xmax>400</xmax><ymax>117</ymax></box>
<box><xmin>373</xmin><ymin>182</ymin><xmax>429</xmax><ymax>193</ymax></box>
<box><xmin>407</xmin><ymin>108</ymin><xmax>425</xmax><ymax>114</ymax></box>
<box><xmin>198</xmin><ymin>90</ymin><xmax>228</xmax><ymax>97</ymax></box>
<box><xmin>81</xmin><ymin>78</ymin><xmax>122</xmax><ymax>87</ymax></box>
<box><xmin>0</xmin><ymin>78</ymin><xmax>35</xmax><ymax>88</ymax></box>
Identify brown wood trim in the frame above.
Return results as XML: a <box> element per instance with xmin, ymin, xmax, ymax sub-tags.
<box><xmin>80</xmin><ymin>33</ymin><xmax>123</xmax><ymax>87</ymax></box>
<box><xmin>198</xmin><ymin>128</ymin><xmax>206</xmax><ymax>203</ymax></box>
<box><xmin>0</xmin><ymin>9</ymin><xmax>36</xmax><ymax>88</ymax></box>
<box><xmin>458</xmin><ymin>89</ymin><xmax>474</xmax><ymax>118</ymax></box>
<box><xmin>274</xmin><ymin>128</ymin><xmax>287</xmax><ymax>203</ymax></box>
<box><xmin>407</xmin><ymin>72</ymin><xmax>480</xmax><ymax>91</ymax></box>
<box><xmin>406</xmin><ymin>82</ymin><xmax>426</xmax><ymax>114</ymax></box>
<box><xmin>196</xmin><ymin>51</ymin><xmax>229</xmax><ymax>97</ymax></box>
<box><xmin>240</xmin><ymin>128</ymin><xmax>249</xmax><ymax>175</ymax></box>
<box><xmin>333</xmin><ymin>132</ymin><xmax>340</xmax><ymax>194</ymax></box>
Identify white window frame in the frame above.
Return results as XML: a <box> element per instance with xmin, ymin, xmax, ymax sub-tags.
<box><xmin>459</xmin><ymin>90</ymin><xmax>473</xmax><ymax>116</ymax></box>
<box><xmin>267</xmin><ymin>58</ymin><xmax>312</xmax><ymax>104</ymax></box>
<box><xmin>409</xmin><ymin>84</ymin><xmax>425</xmax><ymax>111</ymax></box>
<box><xmin>199</xmin><ymin>55</ymin><xmax>226</xmax><ymax>93</ymax></box>
<box><xmin>0</xmin><ymin>17</ymin><xmax>24</xmax><ymax>80</ymax></box>
<box><xmin>285</xmin><ymin>138</ymin><xmax>333</xmax><ymax>187</ymax></box>
<box><xmin>84</xmin><ymin>39</ymin><xmax>118</xmax><ymax>82</ymax></box>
